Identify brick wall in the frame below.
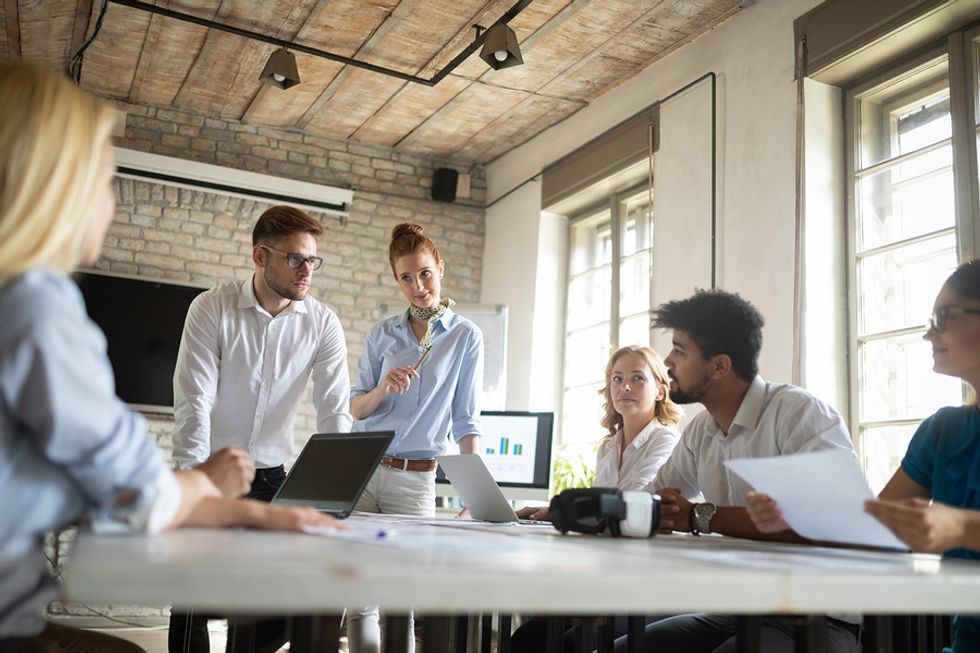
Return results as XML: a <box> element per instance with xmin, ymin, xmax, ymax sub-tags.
<box><xmin>104</xmin><ymin>101</ymin><xmax>486</xmax><ymax>455</ymax></box>
<box><xmin>49</xmin><ymin>103</ymin><xmax>487</xmax><ymax>621</ymax></box>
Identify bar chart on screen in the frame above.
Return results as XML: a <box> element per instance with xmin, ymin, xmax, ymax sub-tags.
<box><xmin>480</xmin><ymin>414</ymin><xmax>538</xmax><ymax>484</ymax></box>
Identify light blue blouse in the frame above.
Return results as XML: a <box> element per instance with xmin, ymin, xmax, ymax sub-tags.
<box><xmin>350</xmin><ymin>308</ymin><xmax>483</xmax><ymax>459</ymax></box>
<box><xmin>0</xmin><ymin>270</ymin><xmax>174</xmax><ymax>637</ymax></box>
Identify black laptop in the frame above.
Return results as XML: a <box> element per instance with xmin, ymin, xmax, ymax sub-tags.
<box><xmin>271</xmin><ymin>431</ymin><xmax>394</xmax><ymax>517</ymax></box>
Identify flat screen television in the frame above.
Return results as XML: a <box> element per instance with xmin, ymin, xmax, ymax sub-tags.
<box><xmin>74</xmin><ymin>271</ymin><xmax>206</xmax><ymax>413</ymax></box>
<box><xmin>437</xmin><ymin>410</ymin><xmax>554</xmax><ymax>501</ymax></box>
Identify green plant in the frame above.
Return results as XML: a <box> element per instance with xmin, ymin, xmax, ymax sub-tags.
<box><xmin>550</xmin><ymin>445</ymin><xmax>596</xmax><ymax>494</ymax></box>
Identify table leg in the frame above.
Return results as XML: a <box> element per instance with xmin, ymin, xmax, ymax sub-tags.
<box><xmin>596</xmin><ymin>616</ymin><xmax>615</xmax><ymax>653</ymax></box>
<box><xmin>384</xmin><ymin>614</ymin><xmax>412</xmax><ymax>653</ymax></box>
<box><xmin>289</xmin><ymin>614</ymin><xmax>341</xmax><ymax>653</ymax></box>
<box><xmin>419</xmin><ymin>615</ymin><xmax>452</xmax><ymax>652</ymax></box>
<box><xmin>575</xmin><ymin>618</ymin><xmax>596</xmax><ymax>653</ymax></box>
<box><xmin>626</xmin><ymin>615</ymin><xmax>645</xmax><ymax>653</ymax></box>
<box><xmin>546</xmin><ymin>617</ymin><xmax>566</xmax><ymax>653</ymax></box>
<box><xmin>792</xmin><ymin>615</ymin><xmax>826</xmax><ymax>653</ymax></box>
<box><xmin>498</xmin><ymin>614</ymin><xmax>512</xmax><ymax>653</ymax></box>
<box><xmin>735</xmin><ymin>615</ymin><xmax>762</xmax><ymax>653</ymax></box>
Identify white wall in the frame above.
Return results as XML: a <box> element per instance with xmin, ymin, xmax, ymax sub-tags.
<box><xmin>483</xmin><ymin>0</ymin><xmax>824</xmax><ymax>417</ymax></box>
<box><xmin>480</xmin><ymin>180</ymin><xmax>544</xmax><ymax>410</ymax></box>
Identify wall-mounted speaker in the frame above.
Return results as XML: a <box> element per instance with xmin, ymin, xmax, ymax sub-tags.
<box><xmin>431</xmin><ymin>168</ymin><xmax>458</xmax><ymax>203</ymax></box>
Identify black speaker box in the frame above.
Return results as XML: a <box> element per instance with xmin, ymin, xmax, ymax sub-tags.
<box><xmin>431</xmin><ymin>168</ymin><xmax>458</xmax><ymax>203</ymax></box>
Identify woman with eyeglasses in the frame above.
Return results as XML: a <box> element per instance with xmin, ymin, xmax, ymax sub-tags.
<box><xmin>0</xmin><ymin>63</ymin><xmax>343</xmax><ymax>653</ymax></box>
<box><xmin>346</xmin><ymin>222</ymin><xmax>483</xmax><ymax>653</ymax></box>
<box><xmin>747</xmin><ymin>260</ymin><xmax>980</xmax><ymax>652</ymax></box>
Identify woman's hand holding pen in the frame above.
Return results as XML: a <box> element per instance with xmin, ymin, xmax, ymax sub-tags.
<box><xmin>381</xmin><ymin>365</ymin><xmax>419</xmax><ymax>394</ymax></box>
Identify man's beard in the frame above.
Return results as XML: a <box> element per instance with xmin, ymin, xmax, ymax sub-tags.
<box><xmin>264</xmin><ymin>268</ymin><xmax>305</xmax><ymax>301</ymax></box>
<box><xmin>668</xmin><ymin>373</ymin><xmax>710</xmax><ymax>405</ymax></box>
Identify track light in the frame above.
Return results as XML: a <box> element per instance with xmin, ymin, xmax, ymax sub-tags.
<box><xmin>259</xmin><ymin>48</ymin><xmax>300</xmax><ymax>90</ymax></box>
<box><xmin>479</xmin><ymin>24</ymin><xmax>523</xmax><ymax>70</ymax></box>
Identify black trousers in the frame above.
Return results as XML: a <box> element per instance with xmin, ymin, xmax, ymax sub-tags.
<box><xmin>168</xmin><ymin>465</ymin><xmax>286</xmax><ymax>653</ymax></box>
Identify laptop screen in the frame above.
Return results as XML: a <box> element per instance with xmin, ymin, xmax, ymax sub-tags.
<box><xmin>272</xmin><ymin>431</ymin><xmax>393</xmax><ymax>515</ymax></box>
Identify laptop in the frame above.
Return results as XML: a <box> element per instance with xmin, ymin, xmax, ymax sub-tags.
<box><xmin>271</xmin><ymin>431</ymin><xmax>394</xmax><ymax>517</ymax></box>
<box><xmin>436</xmin><ymin>453</ymin><xmax>547</xmax><ymax>524</ymax></box>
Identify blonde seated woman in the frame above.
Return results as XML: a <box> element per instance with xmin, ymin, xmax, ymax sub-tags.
<box><xmin>517</xmin><ymin>344</ymin><xmax>683</xmax><ymax>521</ymax></box>
<box><xmin>510</xmin><ymin>345</ymin><xmax>682</xmax><ymax>653</ymax></box>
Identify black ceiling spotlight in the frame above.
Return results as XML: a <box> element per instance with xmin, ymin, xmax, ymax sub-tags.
<box><xmin>479</xmin><ymin>23</ymin><xmax>523</xmax><ymax>70</ymax></box>
<box><xmin>259</xmin><ymin>48</ymin><xmax>300</xmax><ymax>90</ymax></box>
<box><xmin>105</xmin><ymin>0</ymin><xmax>532</xmax><ymax>86</ymax></box>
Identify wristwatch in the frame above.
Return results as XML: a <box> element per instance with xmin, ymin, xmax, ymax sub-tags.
<box><xmin>690</xmin><ymin>502</ymin><xmax>718</xmax><ymax>535</ymax></box>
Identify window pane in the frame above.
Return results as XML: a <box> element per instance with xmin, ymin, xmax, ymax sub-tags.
<box><xmin>621</xmin><ymin>197</ymin><xmax>652</xmax><ymax>257</ymax></box>
<box><xmin>564</xmin><ymin>324</ymin><xmax>611</xmax><ymax>389</ymax></box>
<box><xmin>569</xmin><ymin>213</ymin><xmax>612</xmax><ymax>275</ymax></box>
<box><xmin>620</xmin><ymin>251</ymin><xmax>650</xmax><ymax>317</ymax></box>
<box><xmin>561</xmin><ymin>382</ymin><xmax>605</xmax><ymax>445</ymax></box>
<box><xmin>858</xmin><ymin>333</ymin><xmax>963</xmax><ymax>423</ymax></box>
<box><xmin>859</xmin><ymin>424</ymin><xmax>920</xmax><ymax>494</ymax></box>
<box><xmin>856</xmin><ymin>57</ymin><xmax>949</xmax><ymax>170</ymax></box>
<box><xmin>618</xmin><ymin>313</ymin><xmax>650</xmax><ymax>349</ymax></box>
<box><xmin>857</xmin><ymin>234</ymin><xmax>958</xmax><ymax>336</ymax></box>
<box><xmin>566</xmin><ymin>267</ymin><xmax>611</xmax><ymax>332</ymax></box>
<box><xmin>856</xmin><ymin>146</ymin><xmax>955</xmax><ymax>251</ymax></box>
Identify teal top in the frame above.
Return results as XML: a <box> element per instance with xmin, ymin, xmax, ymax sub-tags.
<box><xmin>901</xmin><ymin>405</ymin><xmax>980</xmax><ymax>652</ymax></box>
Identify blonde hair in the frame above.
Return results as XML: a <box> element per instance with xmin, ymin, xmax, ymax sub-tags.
<box><xmin>0</xmin><ymin>63</ymin><xmax>117</xmax><ymax>284</ymax></box>
<box><xmin>599</xmin><ymin>345</ymin><xmax>681</xmax><ymax>445</ymax></box>
<box><xmin>388</xmin><ymin>222</ymin><xmax>442</xmax><ymax>276</ymax></box>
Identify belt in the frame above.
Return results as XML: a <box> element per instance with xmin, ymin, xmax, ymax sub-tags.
<box><xmin>379</xmin><ymin>457</ymin><xmax>438</xmax><ymax>472</ymax></box>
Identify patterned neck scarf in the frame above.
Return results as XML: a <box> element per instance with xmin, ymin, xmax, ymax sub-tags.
<box><xmin>408</xmin><ymin>297</ymin><xmax>455</xmax><ymax>350</ymax></box>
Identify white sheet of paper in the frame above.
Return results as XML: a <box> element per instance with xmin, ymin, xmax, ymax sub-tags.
<box><xmin>724</xmin><ymin>449</ymin><xmax>908</xmax><ymax>550</ymax></box>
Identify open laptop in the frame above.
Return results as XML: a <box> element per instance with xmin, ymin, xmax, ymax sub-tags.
<box><xmin>436</xmin><ymin>453</ymin><xmax>547</xmax><ymax>524</ymax></box>
<box><xmin>271</xmin><ymin>431</ymin><xmax>394</xmax><ymax>518</ymax></box>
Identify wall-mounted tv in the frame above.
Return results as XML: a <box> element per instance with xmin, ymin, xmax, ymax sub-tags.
<box><xmin>74</xmin><ymin>271</ymin><xmax>206</xmax><ymax>413</ymax></box>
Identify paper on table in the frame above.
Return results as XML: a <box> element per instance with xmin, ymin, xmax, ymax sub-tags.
<box><xmin>724</xmin><ymin>449</ymin><xmax>908</xmax><ymax>550</ymax></box>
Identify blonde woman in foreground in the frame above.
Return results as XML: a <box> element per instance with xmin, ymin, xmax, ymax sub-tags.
<box><xmin>0</xmin><ymin>63</ymin><xmax>342</xmax><ymax>653</ymax></box>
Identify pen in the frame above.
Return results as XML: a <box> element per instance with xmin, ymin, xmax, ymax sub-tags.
<box><xmin>413</xmin><ymin>346</ymin><xmax>431</xmax><ymax>371</ymax></box>
<box><xmin>376</xmin><ymin>529</ymin><xmax>398</xmax><ymax>539</ymax></box>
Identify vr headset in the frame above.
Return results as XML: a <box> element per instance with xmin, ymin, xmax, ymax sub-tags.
<box><xmin>549</xmin><ymin>487</ymin><xmax>660</xmax><ymax>538</ymax></box>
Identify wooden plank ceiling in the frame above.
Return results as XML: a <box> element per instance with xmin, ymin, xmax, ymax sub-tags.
<box><xmin>3</xmin><ymin>0</ymin><xmax>742</xmax><ymax>165</ymax></box>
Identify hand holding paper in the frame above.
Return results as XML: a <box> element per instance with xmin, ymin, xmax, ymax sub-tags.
<box><xmin>725</xmin><ymin>449</ymin><xmax>908</xmax><ymax>550</ymax></box>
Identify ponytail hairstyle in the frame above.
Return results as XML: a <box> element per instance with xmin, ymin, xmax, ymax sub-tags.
<box><xmin>388</xmin><ymin>222</ymin><xmax>442</xmax><ymax>276</ymax></box>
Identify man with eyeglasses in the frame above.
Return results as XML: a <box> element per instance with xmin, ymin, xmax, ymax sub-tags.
<box><xmin>169</xmin><ymin>205</ymin><xmax>352</xmax><ymax>653</ymax></box>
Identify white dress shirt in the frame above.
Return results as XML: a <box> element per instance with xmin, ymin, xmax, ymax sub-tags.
<box><xmin>594</xmin><ymin>420</ymin><xmax>681</xmax><ymax>491</ymax></box>
<box><xmin>172</xmin><ymin>277</ymin><xmax>352</xmax><ymax>469</ymax></box>
<box><xmin>647</xmin><ymin>375</ymin><xmax>856</xmax><ymax>506</ymax></box>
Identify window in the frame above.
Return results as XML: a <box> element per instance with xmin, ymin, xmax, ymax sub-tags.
<box><xmin>561</xmin><ymin>186</ymin><xmax>653</xmax><ymax>449</ymax></box>
<box><xmin>845</xmin><ymin>31</ymin><xmax>980</xmax><ymax>492</ymax></box>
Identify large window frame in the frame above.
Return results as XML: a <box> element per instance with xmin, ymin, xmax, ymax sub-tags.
<box><xmin>559</xmin><ymin>182</ymin><xmax>654</xmax><ymax>450</ymax></box>
<box><xmin>843</xmin><ymin>26</ymin><xmax>980</xmax><ymax>491</ymax></box>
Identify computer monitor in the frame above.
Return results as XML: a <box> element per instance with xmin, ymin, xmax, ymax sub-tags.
<box><xmin>437</xmin><ymin>411</ymin><xmax>554</xmax><ymax>501</ymax></box>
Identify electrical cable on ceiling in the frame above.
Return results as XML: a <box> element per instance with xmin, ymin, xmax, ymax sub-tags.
<box><xmin>68</xmin><ymin>0</ymin><xmax>109</xmax><ymax>83</ymax></box>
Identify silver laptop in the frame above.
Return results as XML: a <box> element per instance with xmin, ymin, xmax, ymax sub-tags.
<box><xmin>272</xmin><ymin>431</ymin><xmax>394</xmax><ymax>518</ymax></box>
<box><xmin>436</xmin><ymin>453</ymin><xmax>546</xmax><ymax>524</ymax></box>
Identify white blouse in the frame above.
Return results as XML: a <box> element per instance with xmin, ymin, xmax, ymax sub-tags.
<box><xmin>594</xmin><ymin>420</ymin><xmax>681</xmax><ymax>491</ymax></box>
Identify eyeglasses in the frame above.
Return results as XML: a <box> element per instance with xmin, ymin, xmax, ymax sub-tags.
<box><xmin>260</xmin><ymin>245</ymin><xmax>323</xmax><ymax>271</ymax></box>
<box><xmin>927</xmin><ymin>305</ymin><xmax>980</xmax><ymax>333</ymax></box>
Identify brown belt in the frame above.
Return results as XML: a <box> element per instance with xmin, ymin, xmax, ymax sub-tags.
<box><xmin>379</xmin><ymin>456</ymin><xmax>438</xmax><ymax>472</ymax></box>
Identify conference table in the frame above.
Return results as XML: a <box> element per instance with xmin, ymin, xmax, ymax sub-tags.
<box><xmin>64</xmin><ymin>514</ymin><xmax>980</xmax><ymax>652</ymax></box>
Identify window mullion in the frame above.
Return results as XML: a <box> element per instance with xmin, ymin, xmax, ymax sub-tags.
<box><xmin>948</xmin><ymin>30</ymin><xmax>980</xmax><ymax>261</ymax></box>
<box><xmin>609</xmin><ymin>195</ymin><xmax>621</xmax><ymax>351</ymax></box>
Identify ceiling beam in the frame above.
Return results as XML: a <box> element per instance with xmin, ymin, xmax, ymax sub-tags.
<box><xmin>4</xmin><ymin>0</ymin><xmax>20</xmax><ymax>60</ymax></box>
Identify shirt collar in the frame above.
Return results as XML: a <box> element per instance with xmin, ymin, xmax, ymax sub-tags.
<box><xmin>617</xmin><ymin>418</ymin><xmax>661</xmax><ymax>449</ymax></box>
<box><xmin>237</xmin><ymin>275</ymin><xmax>308</xmax><ymax>315</ymax></box>
<box><xmin>729</xmin><ymin>375</ymin><xmax>767</xmax><ymax>435</ymax></box>
<box><xmin>397</xmin><ymin>306</ymin><xmax>455</xmax><ymax>331</ymax></box>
